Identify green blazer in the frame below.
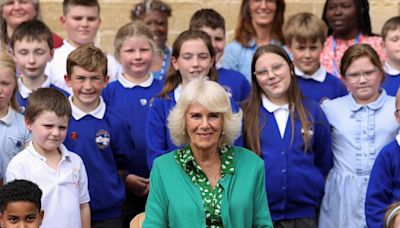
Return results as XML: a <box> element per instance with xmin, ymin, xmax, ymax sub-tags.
<box><xmin>143</xmin><ymin>146</ymin><xmax>273</xmax><ymax>228</ymax></box>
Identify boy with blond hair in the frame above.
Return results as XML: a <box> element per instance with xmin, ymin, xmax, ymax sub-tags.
<box><xmin>366</xmin><ymin>89</ymin><xmax>400</xmax><ymax>228</ymax></box>
<box><xmin>5</xmin><ymin>88</ymin><xmax>90</xmax><ymax>228</ymax></box>
<box><xmin>381</xmin><ymin>16</ymin><xmax>400</xmax><ymax>96</ymax></box>
<box><xmin>10</xmin><ymin>20</ymin><xmax>69</xmax><ymax>110</ymax></box>
<box><xmin>45</xmin><ymin>0</ymin><xmax>120</xmax><ymax>93</ymax></box>
<box><xmin>284</xmin><ymin>12</ymin><xmax>347</xmax><ymax>104</ymax></box>
<box><xmin>63</xmin><ymin>44</ymin><xmax>134</xmax><ymax>228</ymax></box>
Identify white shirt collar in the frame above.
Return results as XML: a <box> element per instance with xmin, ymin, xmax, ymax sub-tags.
<box><xmin>261</xmin><ymin>94</ymin><xmax>289</xmax><ymax>113</ymax></box>
<box><xmin>70</xmin><ymin>96</ymin><xmax>106</xmax><ymax>120</ymax></box>
<box><xmin>118</xmin><ymin>73</ymin><xmax>154</xmax><ymax>88</ymax></box>
<box><xmin>0</xmin><ymin>106</ymin><xmax>15</xmax><ymax>126</ymax></box>
<box><xmin>384</xmin><ymin>62</ymin><xmax>400</xmax><ymax>76</ymax></box>
<box><xmin>18</xmin><ymin>77</ymin><xmax>52</xmax><ymax>99</ymax></box>
<box><xmin>27</xmin><ymin>141</ymin><xmax>71</xmax><ymax>162</ymax></box>
<box><xmin>295</xmin><ymin>66</ymin><xmax>326</xmax><ymax>82</ymax></box>
<box><xmin>174</xmin><ymin>84</ymin><xmax>183</xmax><ymax>103</ymax></box>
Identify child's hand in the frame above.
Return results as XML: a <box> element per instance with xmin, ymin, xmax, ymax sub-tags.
<box><xmin>125</xmin><ymin>174</ymin><xmax>150</xmax><ymax>196</ymax></box>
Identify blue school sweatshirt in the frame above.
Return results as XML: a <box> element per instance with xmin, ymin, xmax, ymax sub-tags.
<box><xmin>365</xmin><ymin>139</ymin><xmax>400</xmax><ymax>228</ymax></box>
<box><xmin>382</xmin><ymin>73</ymin><xmax>400</xmax><ymax>96</ymax></box>
<box><xmin>258</xmin><ymin>99</ymin><xmax>333</xmax><ymax>221</ymax></box>
<box><xmin>217</xmin><ymin>67</ymin><xmax>250</xmax><ymax>102</ymax></box>
<box><xmin>63</xmin><ymin>104</ymin><xmax>134</xmax><ymax>222</ymax></box>
<box><xmin>102</xmin><ymin>78</ymin><xmax>163</xmax><ymax>177</ymax></box>
<box><xmin>296</xmin><ymin>72</ymin><xmax>348</xmax><ymax>104</ymax></box>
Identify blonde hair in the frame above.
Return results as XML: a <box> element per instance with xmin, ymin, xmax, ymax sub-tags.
<box><xmin>168</xmin><ymin>77</ymin><xmax>242</xmax><ymax>147</ymax></box>
<box><xmin>283</xmin><ymin>12</ymin><xmax>327</xmax><ymax>46</ymax></box>
<box><xmin>0</xmin><ymin>51</ymin><xmax>18</xmax><ymax>111</ymax></box>
<box><xmin>114</xmin><ymin>21</ymin><xmax>157</xmax><ymax>61</ymax></box>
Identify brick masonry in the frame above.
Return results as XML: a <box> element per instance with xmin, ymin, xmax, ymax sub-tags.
<box><xmin>39</xmin><ymin>0</ymin><xmax>400</xmax><ymax>54</ymax></box>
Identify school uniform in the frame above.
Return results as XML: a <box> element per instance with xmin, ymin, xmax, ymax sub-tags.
<box><xmin>146</xmin><ymin>85</ymin><xmax>242</xmax><ymax>170</ymax></box>
<box><xmin>217</xmin><ymin>66</ymin><xmax>250</xmax><ymax>102</ymax></box>
<box><xmin>365</xmin><ymin>133</ymin><xmax>400</xmax><ymax>228</ymax></box>
<box><xmin>382</xmin><ymin>62</ymin><xmax>400</xmax><ymax>96</ymax></box>
<box><xmin>319</xmin><ymin>91</ymin><xmax>399</xmax><ymax>228</ymax></box>
<box><xmin>16</xmin><ymin>77</ymin><xmax>69</xmax><ymax>111</ymax></box>
<box><xmin>295</xmin><ymin>67</ymin><xmax>348</xmax><ymax>104</ymax></box>
<box><xmin>44</xmin><ymin>40</ymin><xmax>121</xmax><ymax>93</ymax></box>
<box><xmin>0</xmin><ymin>106</ymin><xmax>31</xmax><ymax>177</ymax></box>
<box><xmin>258</xmin><ymin>95</ymin><xmax>332</xmax><ymax>222</ymax></box>
<box><xmin>6</xmin><ymin>142</ymin><xmax>90</xmax><ymax>228</ymax></box>
<box><xmin>102</xmin><ymin>74</ymin><xmax>163</xmax><ymax>227</ymax></box>
<box><xmin>63</xmin><ymin>97</ymin><xmax>134</xmax><ymax>223</ymax></box>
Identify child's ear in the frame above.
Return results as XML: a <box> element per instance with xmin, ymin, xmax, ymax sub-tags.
<box><xmin>64</xmin><ymin>75</ymin><xmax>71</xmax><ymax>87</ymax></box>
<box><xmin>381</xmin><ymin>39</ymin><xmax>386</xmax><ymax>49</ymax></box>
<box><xmin>60</xmin><ymin>15</ymin><xmax>66</xmax><ymax>28</ymax></box>
<box><xmin>171</xmin><ymin>56</ymin><xmax>179</xmax><ymax>71</ymax></box>
<box><xmin>25</xmin><ymin>119</ymin><xmax>33</xmax><ymax>132</ymax></box>
<box><xmin>49</xmin><ymin>49</ymin><xmax>54</xmax><ymax>62</ymax></box>
<box><xmin>38</xmin><ymin>210</ymin><xmax>44</xmax><ymax>225</ymax></box>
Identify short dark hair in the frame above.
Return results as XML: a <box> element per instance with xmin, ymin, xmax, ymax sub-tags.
<box><xmin>66</xmin><ymin>44</ymin><xmax>107</xmax><ymax>79</ymax></box>
<box><xmin>131</xmin><ymin>0</ymin><xmax>171</xmax><ymax>20</ymax></box>
<box><xmin>25</xmin><ymin>88</ymin><xmax>72</xmax><ymax>123</ymax></box>
<box><xmin>63</xmin><ymin>0</ymin><xmax>100</xmax><ymax>15</ymax></box>
<box><xmin>0</xmin><ymin>180</ymin><xmax>42</xmax><ymax>212</ymax></box>
<box><xmin>10</xmin><ymin>20</ymin><xmax>53</xmax><ymax>50</ymax></box>
<box><xmin>189</xmin><ymin>9</ymin><xmax>225</xmax><ymax>32</ymax></box>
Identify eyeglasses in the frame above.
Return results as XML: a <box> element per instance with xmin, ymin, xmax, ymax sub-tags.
<box><xmin>249</xmin><ymin>0</ymin><xmax>277</xmax><ymax>6</ymax></box>
<box><xmin>345</xmin><ymin>68</ymin><xmax>379</xmax><ymax>83</ymax></box>
<box><xmin>254</xmin><ymin>62</ymin><xmax>286</xmax><ymax>77</ymax></box>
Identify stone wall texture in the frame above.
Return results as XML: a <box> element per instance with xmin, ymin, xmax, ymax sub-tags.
<box><xmin>39</xmin><ymin>0</ymin><xmax>400</xmax><ymax>54</ymax></box>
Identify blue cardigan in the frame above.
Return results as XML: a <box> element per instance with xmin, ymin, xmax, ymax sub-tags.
<box><xmin>143</xmin><ymin>146</ymin><xmax>273</xmax><ymax>228</ymax></box>
<box><xmin>366</xmin><ymin>139</ymin><xmax>400</xmax><ymax>228</ymax></box>
<box><xmin>382</xmin><ymin>73</ymin><xmax>400</xmax><ymax>96</ymax></box>
<box><xmin>217</xmin><ymin>67</ymin><xmax>250</xmax><ymax>102</ymax></box>
<box><xmin>258</xmin><ymin>99</ymin><xmax>333</xmax><ymax>221</ymax></box>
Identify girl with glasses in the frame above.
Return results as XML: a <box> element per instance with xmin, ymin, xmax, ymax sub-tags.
<box><xmin>243</xmin><ymin>44</ymin><xmax>333</xmax><ymax>228</ymax></box>
<box><xmin>319</xmin><ymin>43</ymin><xmax>399</xmax><ymax>228</ymax></box>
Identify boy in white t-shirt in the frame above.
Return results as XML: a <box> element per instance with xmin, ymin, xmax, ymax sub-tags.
<box><xmin>5</xmin><ymin>88</ymin><xmax>90</xmax><ymax>228</ymax></box>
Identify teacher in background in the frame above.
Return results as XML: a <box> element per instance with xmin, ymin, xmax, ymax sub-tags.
<box><xmin>222</xmin><ymin>0</ymin><xmax>285</xmax><ymax>82</ymax></box>
<box><xmin>143</xmin><ymin>77</ymin><xmax>273</xmax><ymax>228</ymax></box>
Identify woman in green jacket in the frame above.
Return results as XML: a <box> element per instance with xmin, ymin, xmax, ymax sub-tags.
<box><xmin>143</xmin><ymin>77</ymin><xmax>273</xmax><ymax>227</ymax></box>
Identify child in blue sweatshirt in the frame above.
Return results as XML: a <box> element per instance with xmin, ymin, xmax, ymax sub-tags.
<box><xmin>284</xmin><ymin>12</ymin><xmax>347</xmax><ymax>104</ymax></box>
<box><xmin>102</xmin><ymin>21</ymin><xmax>163</xmax><ymax>227</ymax></box>
<box><xmin>381</xmin><ymin>16</ymin><xmax>400</xmax><ymax>96</ymax></box>
<box><xmin>243</xmin><ymin>45</ymin><xmax>333</xmax><ymax>227</ymax></box>
<box><xmin>366</xmin><ymin>89</ymin><xmax>400</xmax><ymax>228</ymax></box>
<box><xmin>63</xmin><ymin>45</ymin><xmax>134</xmax><ymax>228</ymax></box>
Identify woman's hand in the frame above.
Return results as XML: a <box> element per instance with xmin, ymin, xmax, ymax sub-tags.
<box><xmin>125</xmin><ymin>174</ymin><xmax>150</xmax><ymax>196</ymax></box>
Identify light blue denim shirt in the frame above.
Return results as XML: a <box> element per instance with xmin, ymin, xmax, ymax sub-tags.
<box><xmin>319</xmin><ymin>90</ymin><xmax>399</xmax><ymax>228</ymax></box>
<box><xmin>0</xmin><ymin>107</ymin><xmax>31</xmax><ymax>178</ymax></box>
<box><xmin>221</xmin><ymin>39</ymin><xmax>286</xmax><ymax>83</ymax></box>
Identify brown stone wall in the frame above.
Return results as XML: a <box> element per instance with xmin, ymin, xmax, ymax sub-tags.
<box><xmin>39</xmin><ymin>0</ymin><xmax>400</xmax><ymax>54</ymax></box>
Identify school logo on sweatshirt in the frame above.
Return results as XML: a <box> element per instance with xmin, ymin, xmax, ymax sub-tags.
<box><xmin>95</xmin><ymin>130</ymin><xmax>110</xmax><ymax>149</ymax></box>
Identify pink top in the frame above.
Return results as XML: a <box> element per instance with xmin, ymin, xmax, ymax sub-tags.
<box><xmin>320</xmin><ymin>34</ymin><xmax>386</xmax><ymax>78</ymax></box>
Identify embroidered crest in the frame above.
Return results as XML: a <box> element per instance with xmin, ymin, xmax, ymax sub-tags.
<box><xmin>95</xmin><ymin>130</ymin><xmax>110</xmax><ymax>149</ymax></box>
<box><xmin>140</xmin><ymin>99</ymin><xmax>147</xmax><ymax>106</ymax></box>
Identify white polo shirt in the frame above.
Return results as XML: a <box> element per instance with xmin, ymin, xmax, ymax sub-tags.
<box><xmin>5</xmin><ymin>142</ymin><xmax>90</xmax><ymax>228</ymax></box>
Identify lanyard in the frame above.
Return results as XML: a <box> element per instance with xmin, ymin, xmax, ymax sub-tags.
<box><xmin>332</xmin><ymin>33</ymin><xmax>360</xmax><ymax>78</ymax></box>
